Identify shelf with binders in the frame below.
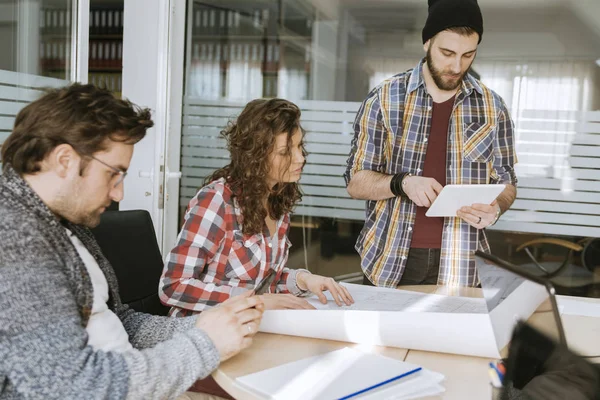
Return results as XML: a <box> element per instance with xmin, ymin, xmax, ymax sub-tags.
<box><xmin>87</xmin><ymin>6</ymin><xmax>123</xmax><ymax>96</ymax></box>
<box><xmin>36</xmin><ymin>6</ymin><xmax>124</xmax><ymax>93</ymax></box>
<box><xmin>89</xmin><ymin>8</ymin><xmax>124</xmax><ymax>36</ymax></box>
<box><xmin>190</xmin><ymin>7</ymin><xmax>313</xmax><ymax>41</ymax></box>
<box><xmin>186</xmin><ymin>3</ymin><xmax>314</xmax><ymax>100</ymax></box>
<box><xmin>37</xmin><ymin>7</ymin><xmax>72</xmax><ymax>78</ymax></box>
<box><xmin>39</xmin><ymin>8</ymin><xmax>72</xmax><ymax>36</ymax></box>
<box><xmin>38</xmin><ymin>37</ymin><xmax>123</xmax><ymax>77</ymax></box>
<box><xmin>89</xmin><ymin>72</ymin><xmax>122</xmax><ymax>98</ymax></box>
<box><xmin>39</xmin><ymin>7</ymin><xmax>124</xmax><ymax>36</ymax></box>
<box><xmin>38</xmin><ymin>39</ymin><xmax>71</xmax><ymax>73</ymax></box>
<box><xmin>88</xmin><ymin>40</ymin><xmax>123</xmax><ymax>71</ymax></box>
<box><xmin>187</xmin><ymin>40</ymin><xmax>310</xmax><ymax>100</ymax></box>
<box><xmin>190</xmin><ymin>40</ymin><xmax>284</xmax><ymax>75</ymax></box>
<box><xmin>190</xmin><ymin>7</ymin><xmax>268</xmax><ymax>39</ymax></box>
<box><xmin>190</xmin><ymin>39</ymin><xmax>309</xmax><ymax>71</ymax></box>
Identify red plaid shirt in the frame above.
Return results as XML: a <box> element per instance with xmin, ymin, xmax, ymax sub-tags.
<box><xmin>159</xmin><ymin>178</ymin><xmax>307</xmax><ymax>316</ymax></box>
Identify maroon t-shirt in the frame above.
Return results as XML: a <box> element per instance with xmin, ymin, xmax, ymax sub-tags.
<box><xmin>410</xmin><ymin>95</ymin><xmax>455</xmax><ymax>249</ymax></box>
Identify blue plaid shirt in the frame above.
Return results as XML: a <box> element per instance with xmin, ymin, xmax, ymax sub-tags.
<box><xmin>345</xmin><ymin>59</ymin><xmax>518</xmax><ymax>287</ymax></box>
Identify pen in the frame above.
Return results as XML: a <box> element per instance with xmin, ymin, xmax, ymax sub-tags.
<box><xmin>337</xmin><ymin>367</ymin><xmax>422</xmax><ymax>400</ymax></box>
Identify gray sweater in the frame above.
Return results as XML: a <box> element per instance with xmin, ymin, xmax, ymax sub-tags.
<box><xmin>0</xmin><ymin>166</ymin><xmax>220</xmax><ymax>400</ymax></box>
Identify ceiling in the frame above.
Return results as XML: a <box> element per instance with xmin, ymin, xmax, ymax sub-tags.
<box><xmin>338</xmin><ymin>0</ymin><xmax>568</xmax><ymax>34</ymax></box>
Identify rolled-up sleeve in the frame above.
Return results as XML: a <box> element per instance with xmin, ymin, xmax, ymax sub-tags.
<box><xmin>344</xmin><ymin>88</ymin><xmax>388</xmax><ymax>186</ymax></box>
<box><xmin>278</xmin><ymin>268</ymin><xmax>310</xmax><ymax>296</ymax></box>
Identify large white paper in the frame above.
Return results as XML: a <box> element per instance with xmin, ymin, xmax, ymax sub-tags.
<box><xmin>259</xmin><ymin>280</ymin><xmax>548</xmax><ymax>358</ymax></box>
<box><xmin>486</xmin><ymin>279</ymin><xmax>548</xmax><ymax>353</ymax></box>
<box><xmin>236</xmin><ymin>347</ymin><xmax>444</xmax><ymax>400</ymax></box>
<box><xmin>307</xmin><ymin>284</ymin><xmax>488</xmax><ymax>314</ymax></box>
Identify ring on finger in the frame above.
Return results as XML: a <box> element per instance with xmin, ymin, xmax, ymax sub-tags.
<box><xmin>246</xmin><ymin>324</ymin><xmax>253</xmax><ymax>334</ymax></box>
<box><xmin>477</xmin><ymin>216</ymin><xmax>482</xmax><ymax>224</ymax></box>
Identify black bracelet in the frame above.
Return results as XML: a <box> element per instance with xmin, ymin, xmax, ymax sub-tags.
<box><xmin>390</xmin><ymin>172</ymin><xmax>408</xmax><ymax>197</ymax></box>
<box><xmin>390</xmin><ymin>173</ymin><xmax>401</xmax><ymax>196</ymax></box>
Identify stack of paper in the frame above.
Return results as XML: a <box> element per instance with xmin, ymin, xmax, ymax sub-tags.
<box><xmin>236</xmin><ymin>347</ymin><xmax>445</xmax><ymax>399</ymax></box>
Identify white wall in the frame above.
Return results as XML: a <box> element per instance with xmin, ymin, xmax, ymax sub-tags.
<box><xmin>343</xmin><ymin>5</ymin><xmax>600</xmax><ymax>101</ymax></box>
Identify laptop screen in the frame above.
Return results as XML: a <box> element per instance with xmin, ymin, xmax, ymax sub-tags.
<box><xmin>475</xmin><ymin>250</ymin><xmax>566</xmax><ymax>349</ymax></box>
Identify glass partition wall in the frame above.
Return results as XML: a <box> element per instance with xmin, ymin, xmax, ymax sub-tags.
<box><xmin>0</xmin><ymin>0</ymin><xmax>77</xmax><ymax>169</ymax></box>
<box><xmin>175</xmin><ymin>0</ymin><xmax>600</xmax><ymax>291</ymax></box>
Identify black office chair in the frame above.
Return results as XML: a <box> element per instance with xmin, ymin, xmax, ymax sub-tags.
<box><xmin>90</xmin><ymin>210</ymin><xmax>170</xmax><ymax>316</ymax></box>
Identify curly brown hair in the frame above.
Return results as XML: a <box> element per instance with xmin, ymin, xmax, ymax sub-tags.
<box><xmin>206</xmin><ymin>98</ymin><xmax>306</xmax><ymax>236</ymax></box>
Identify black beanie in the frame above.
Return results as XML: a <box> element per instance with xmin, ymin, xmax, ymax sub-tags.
<box><xmin>422</xmin><ymin>0</ymin><xmax>483</xmax><ymax>44</ymax></box>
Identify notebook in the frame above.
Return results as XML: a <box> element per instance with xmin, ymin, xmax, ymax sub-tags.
<box><xmin>236</xmin><ymin>347</ymin><xmax>445</xmax><ymax>400</ymax></box>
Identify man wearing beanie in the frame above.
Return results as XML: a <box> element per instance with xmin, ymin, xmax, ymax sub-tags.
<box><xmin>344</xmin><ymin>0</ymin><xmax>517</xmax><ymax>288</ymax></box>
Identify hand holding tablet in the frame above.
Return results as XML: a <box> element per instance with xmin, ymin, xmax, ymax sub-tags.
<box><xmin>425</xmin><ymin>184</ymin><xmax>506</xmax><ymax>217</ymax></box>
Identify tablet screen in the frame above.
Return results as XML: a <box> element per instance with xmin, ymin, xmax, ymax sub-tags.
<box><xmin>425</xmin><ymin>184</ymin><xmax>505</xmax><ymax>217</ymax></box>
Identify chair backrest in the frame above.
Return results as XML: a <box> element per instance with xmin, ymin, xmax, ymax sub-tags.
<box><xmin>90</xmin><ymin>209</ymin><xmax>170</xmax><ymax>316</ymax></box>
<box><xmin>582</xmin><ymin>238</ymin><xmax>600</xmax><ymax>272</ymax></box>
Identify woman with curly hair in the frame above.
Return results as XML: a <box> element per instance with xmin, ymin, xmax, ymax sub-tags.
<box><xmin>159</xmin><ymin>98</ymin><xmax>354</xmax><ymax>314</ymax></box>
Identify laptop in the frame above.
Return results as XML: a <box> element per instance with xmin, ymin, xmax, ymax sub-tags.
<box><xmin>474</xmin><ymin>250</ymin><xmax>600</xmax><ymax>399</ymax></box>
<box><xmin>475</xmin><ymin>250</ymin><xmax>566</xmax><ymax>347</ymax></box>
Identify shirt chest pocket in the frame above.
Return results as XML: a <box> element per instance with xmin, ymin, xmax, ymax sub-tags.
<box><xmin>225</xmin><ymin>230</ymin><xmax>263</xmax><ymax>281</ymax></box>
<box><xmin>463</xmin><ymin>121</ymin><xmax>496</xmax><ymax>163</ymax></box>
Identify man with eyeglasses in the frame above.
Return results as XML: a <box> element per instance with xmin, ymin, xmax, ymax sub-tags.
<box><xmin>0</xmin><ymin>84</ymin><xmax>263</xmax><ymax>400</ymax></box>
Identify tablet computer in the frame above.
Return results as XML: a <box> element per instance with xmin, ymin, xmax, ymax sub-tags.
<box><xmin>425</xmin><ymin>184</ymin><xmax>505</xmax><ymax>217</ymax></box>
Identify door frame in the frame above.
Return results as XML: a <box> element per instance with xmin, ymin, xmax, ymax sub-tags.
<box><xmin>161</xmin><ymin>1</ymin><xmax>187</xmax><ymax>255</ymax></box>
<box><xmin>120</xmin><ymin>0</ymin><xmax>187</xmax><ymax>256</ymax></box>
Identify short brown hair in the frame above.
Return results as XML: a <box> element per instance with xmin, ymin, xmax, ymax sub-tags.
<box><xmin>1</xmin><ymin>83</ymin><xmax>153</xmax><ymax>175</ymax></box>
<box><xmin>207</xmin><ymin>98</ymin><xmax>305</xmax><ymax>236</ymax></box>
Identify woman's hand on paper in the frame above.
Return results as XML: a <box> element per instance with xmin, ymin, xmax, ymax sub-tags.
<box><xmin>195</xmin><ymin>290</ymin><xmax>264</xmax><ymax>361</ymax></box>
<box><xmin>297</xmin><ymin>273</ymin><xmax>355</xmax><ymax>307</ymax></box>
<box><xmin>457</xmin><ymin>200</ymin><xmax>500</xmax><ymax>229</ymax></box>
<box><xmin>259</xmin><ymin>293</ymin><xmax>316</xmax><ymax>310</ymax></box>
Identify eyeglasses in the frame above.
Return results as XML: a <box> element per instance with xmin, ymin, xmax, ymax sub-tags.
<box><xmin>87</xmin><ymin>155</ymin><xmax>127</xmax><ymax>188</ymax></box>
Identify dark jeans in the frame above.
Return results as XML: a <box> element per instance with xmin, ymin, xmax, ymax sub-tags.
<box><xmin>363</xmin><ymin>248</ymin><xmax>441</xmax><ymax>286</ymax></box>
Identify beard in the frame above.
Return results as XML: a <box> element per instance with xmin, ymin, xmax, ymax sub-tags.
<box><xmin>77</xmin><ymin>208</ymin><xmax>103</xmax><ymax>228</ymax></box>
<box><xmin>426</xmin><ymin>48</ymin><xmax>472</xmax><ymax>91</ymax></box>
<box><xmin>53</xmin><ymin>181</ymin><xmax>104</xmax><ymax>228</ymax></box>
